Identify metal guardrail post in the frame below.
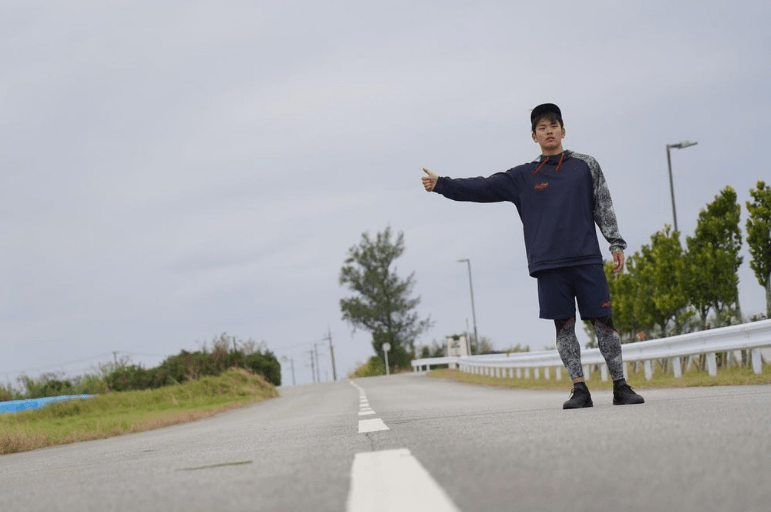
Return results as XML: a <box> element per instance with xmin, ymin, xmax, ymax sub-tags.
<box><xmin>706</xmin><ymin>353</ymin><xmax>717</xmax><ymax>377</ymax></box>
<box><xmin>644</xmin><ymin>361</ymin><xmax>653</xmax><ymax>380</ymax></box>
<box><xmin>752</xmin><ymin>349</ymin><xmax>762</xmax><ymax>374</ymax></box>
<box><xmin>673</xmin><ymin>357</ymin><xmax>682</xmax><ymax>378</ymax></box>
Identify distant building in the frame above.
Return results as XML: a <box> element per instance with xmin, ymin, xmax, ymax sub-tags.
<box><xmin>446</xmin><ymin>335</ymin><xmax>470</xmax><ymax>368</ymax></box>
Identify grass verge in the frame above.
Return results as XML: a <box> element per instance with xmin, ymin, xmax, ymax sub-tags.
<box><xmin>428</xmin><ymin>362</ymin><xmax>771</xmax><ymax>391</ymax></box>
<box><xmin>0</xmin><ymin>368</ymin><xmax>277</xmax><ymax>455</ymax></box>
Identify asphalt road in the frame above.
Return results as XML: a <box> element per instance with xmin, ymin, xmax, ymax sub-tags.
<box><xmin>1</xmin><ymin>373</ymin><xmax>770</xmax><ymax>512</ymax></box>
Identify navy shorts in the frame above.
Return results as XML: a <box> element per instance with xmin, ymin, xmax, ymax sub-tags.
<box><xmin>536</xmin><ymin>264</ymin><xmax>612</xmax><ymax>320</ymax></box>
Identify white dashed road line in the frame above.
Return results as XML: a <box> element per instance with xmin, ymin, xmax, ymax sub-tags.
<box><xmin>351</xmin><ymin>380</ymin><xmax>388</xmax><ymax>433</ymax></box>
<box><xmin>347</xmin><ymin>380</ymin><xmax>461</xmax><ymax>510</ymax></box>
<box><xmin>357</xmin><ymin>418</ymin><xmax>390</xmax><ymax>433</ymax></box>
<box><xmin>346</xmin><ymin>448</ymin><xmax>461</xmax><ymax>512</ymax></box>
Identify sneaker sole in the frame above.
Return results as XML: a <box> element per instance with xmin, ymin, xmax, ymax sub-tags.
<box><xmin>563</xmin><ymin>401</ymin><xmax>593</xmax><ymax>409</ymax></box>
<box><xmin>612</xmin><ymin>399</ymin><xmax>645</xmax><ymax>405</ymax></box>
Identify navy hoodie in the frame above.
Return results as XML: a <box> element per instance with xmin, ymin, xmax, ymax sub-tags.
<box><xmin>433</xmin><ymin>150</ymin><xmax>627</xmax><ymax>276</ymax></box>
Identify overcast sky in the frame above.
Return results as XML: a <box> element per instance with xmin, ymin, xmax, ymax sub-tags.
<box><xmin>2</xmin><ymin>0</ymin><xmax>769</xmax><ymax>387</ymax></box>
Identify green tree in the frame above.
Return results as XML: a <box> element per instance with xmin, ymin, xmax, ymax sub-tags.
<box><xmin>475</xmin><ymin>336</ymin><xmax>496</xmax><ymax>354</ymax></box>
<box><xmin>746</xmin><ymin>180</ymin><xmax>771</xmax><ymax>317</ymax></box>
<box><xmin>603</xmin><ymin>260</ymin><xmax>642</xmax><ymax>342</ymax></box>
<box><xmin>339</xmin><ymin>226</ymin><xmax>433</xmax><ymax>372</ymax></box>
<box><xmin>682</xmin><ymin>246</ymin><xmax>719</xmax><ymax>328</ymax></box>
<box><xmin>504</xmin><ymin>343</ymin><xmax>530</xmax><ymax>354</ymax></box>
<box><xmin>684</xmin><ymin>186</ymin><xmax>743</xmax><ymax>326</ymax></box>
<box><xmin>419</xmin><ymin>339</ymin><xmax>446</xmax><ymax>359</ymax></box>
<box><xmin>630</xmin><ymin>226</ymin><xmax>691</xmax><ymax>337</ymax></box>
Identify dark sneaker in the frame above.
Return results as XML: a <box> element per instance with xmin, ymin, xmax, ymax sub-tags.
<box><xmin>613</xmin><ymin>380</ymin><xmax>645</xmax><ymax>405</ymax></box>
<box><xmin>563</xmin><ymin>382</ymin><xmax>593</xmax><ymax>409</ymax></box>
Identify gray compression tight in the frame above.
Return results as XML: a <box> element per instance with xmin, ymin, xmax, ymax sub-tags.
<box><xmin>554</xmin><ymin>316</ymin><xmax>625</xmax><ymax>381</ymax></box>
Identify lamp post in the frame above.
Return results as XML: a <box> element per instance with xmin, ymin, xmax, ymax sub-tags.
<box><xmin>666</xmin><ymin>140</ymin><xmax>698</xmax><ymax>232</ymax></box>
<box><xmin>457</xmin><ymin>258</ymin><xmax>479</xmax><ymax>355</ymax></box>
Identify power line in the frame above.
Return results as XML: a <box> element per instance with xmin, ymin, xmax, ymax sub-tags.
<box><xmin>0</xmin><ymin>352</ymin><xmax>115</xmax><ymax>376</ymax></box>
<box><xmin>0</xmin><ymin>350</ymin><xmax>170</xmax><ymax>377</ymax></box>
<box><xmin>271</xmin><ymin>339</ymin><xmax>326</xmax><ymax>352</ymax></box>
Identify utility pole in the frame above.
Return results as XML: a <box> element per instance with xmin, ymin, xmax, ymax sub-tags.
<box><xmin>457</xmin><ymin>258</ymin><xmax>479</xmax><ymax>354</ymax></box>
<box><xmin>324</xmin><ymin>326</ymin><xmax>338</xmax><ymax>381</ymax></box>
<box><xmin>312</xmin><ymin>343</ymin><xmax>321</xmax><ymax>382</ymax></box>
<box><xmin>280</xmin><ymin>355</ymin><xmax>296</xmax><ymax>386</ymax></box>
<box><xmin>308</xmin><ymin>349</ymin><xmax>316</xmax><ymax>383</ymax></box>
<box><xmin>313</xmin><ymin>344</ymin><xmax>321</xmax><ymax>382</ymax></box>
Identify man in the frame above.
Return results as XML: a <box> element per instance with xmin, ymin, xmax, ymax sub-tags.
<box><xmin>421</xmin><ymin>103</ymin><xmax>644</xmax><ymax>409</ymax></box>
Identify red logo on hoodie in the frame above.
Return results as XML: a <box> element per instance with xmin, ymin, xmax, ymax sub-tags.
<box><xmin>534</xmin><ymin>182</ymin><xmax>549</xmax><ymax>191</ymax></box>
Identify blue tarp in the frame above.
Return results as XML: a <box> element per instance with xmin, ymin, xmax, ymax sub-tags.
<box><xmin>0</xmin><ymin>395</ymin><xmax>95</xmax><ymax>414</ymax></box>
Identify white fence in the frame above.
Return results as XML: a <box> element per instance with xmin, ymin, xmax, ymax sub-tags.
<box><xmin>412</xmin><ymin>319</ymin><xmax>771</xmax><ymax>382</ymax></box>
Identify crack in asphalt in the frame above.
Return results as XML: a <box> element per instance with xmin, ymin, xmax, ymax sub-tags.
<box><xmin>177</xmin><ymin>460</ymin><xmax>253</xmax><ymax>471</ymax></box>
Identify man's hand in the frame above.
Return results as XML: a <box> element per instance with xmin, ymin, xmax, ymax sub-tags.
<box><xmin>613</xmin><ymin>251</ymin><xmax>625</xmax><ymax>274</ymax></box>
<box><xmin>422</xmin><ymin>168</ymin><xmax>438</xmax><ymax>192</ymax></box>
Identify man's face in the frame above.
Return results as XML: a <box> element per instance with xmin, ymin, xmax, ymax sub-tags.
<box><xmin>532</xmin><ymin>117</ymin><xmax>565</xmax><ymax>154</ymax></box>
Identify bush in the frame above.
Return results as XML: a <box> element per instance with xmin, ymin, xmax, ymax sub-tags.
<box><xmin>350</xmin><ymin>356</ymin><xmax>387</xmax><ymax>378</ymax></box>
<box><xmin>7</xmin><ymin>371</ymin><xmax>109</xmax><ymax>399</ymax></box>
<box><xmin>73</xmin><ymin>373</ymin><xmax>110</xmax><ymax>395</ymax></box>
<box><xmin>1</xmin><ymin>382</ymin><xmax>20</xmax><ymax>402</ymax></box>
<box><xmin>106</xmin><ymin>365</ymin><xmax>171</xmax><ymax>392</ymax></box>
<box><xmin>18</xmin><ymin>373</ymin><xmax>77</xmax><ymax>398</ymax></box>
<box><xmin>244</xmin><ymin>351</ymin><xmax>281</xmax><ymax>386</ymax></box>
<box><xmin>103</xmin><ymin>347</ymin><xmax>281</xmax><ymax>392</ymax></box>
<box><xmin>8</xmin><ymin>343</ymin><xmax>282</xmax><ymax>398</ymax></box>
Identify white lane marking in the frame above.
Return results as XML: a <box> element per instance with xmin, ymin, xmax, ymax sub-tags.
<box><xmin>358</xmin><ymin>418</ymin><xmax>389</xmax><ymax>433</ymax></box>
<box><xmin>346</xmin><ymin>448</ymin><xmax>461</xmax><ymax>512</ymax></box>
<box><xmin>352</xmin><ymin>380</ymin><xmax>382</xmax><ymax>422</ymax></box>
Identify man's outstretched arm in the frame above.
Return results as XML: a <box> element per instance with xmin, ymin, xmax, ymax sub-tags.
<box><xmin>419</xmin><ymin>167</ymin><xmax>515</xmax><ymax>203</ymax></box>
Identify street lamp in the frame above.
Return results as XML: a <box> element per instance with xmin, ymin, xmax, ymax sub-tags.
<box><xmin>457</xmin><ymin>258</ymin><xmax>479</xmax><ymax>355</ymax></box>
<box><xmin>666</xmin><ymin>140</ymin><xmax>698</xmax><ymax>232</ymax></box>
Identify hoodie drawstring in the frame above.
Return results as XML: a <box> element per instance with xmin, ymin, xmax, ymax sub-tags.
<box><xmin>532</xmin><ymin>152</ymin><xmax>565</xmax><ymax>175</ymax></box>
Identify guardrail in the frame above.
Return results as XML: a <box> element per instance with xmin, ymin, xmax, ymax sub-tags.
<box><xmin>412</xmin><ymin>319</ymin><xmax>771</xmax><ymax>382</ymax></box>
